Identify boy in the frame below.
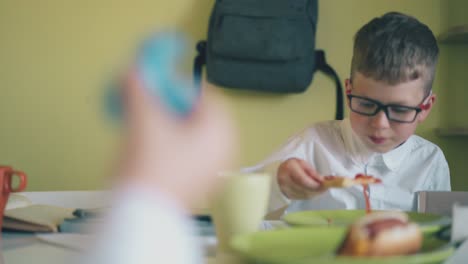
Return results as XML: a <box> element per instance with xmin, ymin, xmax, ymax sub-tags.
<box><xmin>246</xmin><ymin>12</ymin><xmax>450</xmax><ymax>215</ymax></box>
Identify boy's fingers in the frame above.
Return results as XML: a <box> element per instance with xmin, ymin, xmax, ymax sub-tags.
<box><xmin>278</xmin><ymin>159</ymin><xmax>326</xmax><ymax>199</ymax></box>
<box><xmin>122</xmin><ymin>69</ymin><xmax>181</xmax><ymax>131</ymax></box>
<box><xmin>283</xmin><ymin>178</ymin><xmax>321</xmax><ymax>199</ymax></box>
<box><xmin>122</xmin><ymin>70</ymin><xmax>153</xmax><ymax>122</ymax></box>
<box><xmin>289</xmin><ymin>166</ymin><xmax>321</xmax><ymax>190</ymax></box>
<box><xmin>305</xmin><ymin>168</ymin><xmax>324</xmax><ymax>184</ymax></box>
<box><xmin>283</xmin><ymin>183</ymin><xmax>306</xmax><ymax>199</ymax></box>
<box><xmin>298</xmin><ymin>159</ymin><xmax>324</xmax><ymax>184</ymax></box>
<box><xmin>122</xmin><ymin>70</ymin><xmax>147</xmax><ymax>109</ymax></box>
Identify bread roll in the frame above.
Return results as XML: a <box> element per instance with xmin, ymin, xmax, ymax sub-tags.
<box><xmin>337</xmin><ymin>211</ymin><xmax>422</xmax><ymax>256</ymax></box>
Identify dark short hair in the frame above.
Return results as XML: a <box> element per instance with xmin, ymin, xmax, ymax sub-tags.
<box><xmin>351</xmin><ymin>12</ymin><xmax>438</xmax><ymax>95</ymax></box>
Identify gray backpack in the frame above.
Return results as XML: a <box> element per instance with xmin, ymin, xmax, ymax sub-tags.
<box><xmin>194</xmin><ymin>0</ymin><xmax>343</xmax><ymax>120</ymax></box>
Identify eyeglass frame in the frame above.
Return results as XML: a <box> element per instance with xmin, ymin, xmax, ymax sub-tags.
<box><xmin>346</xmin><ymin>92</ymin><xmax>432</xmax><ymax>123</ymax></box>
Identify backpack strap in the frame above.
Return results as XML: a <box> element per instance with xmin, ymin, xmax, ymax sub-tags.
<box><xmin>315</xmin><ymin>50</ymin><xmax>344</xmax><ymax>120</ymax></box>
<box><xmin>193</xmin><ymin>41</ymin><xmax>207</xmax><ymax>88</ymax></box>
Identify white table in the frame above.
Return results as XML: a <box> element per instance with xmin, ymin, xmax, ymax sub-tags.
<box><xmin>1</xmin><ymin>191</ymin><xmax>218</xmax><ymax>264</ymax></box>
<box><xmin>2</xmin><ymin>191</ymin><xmax>107</xmax><ymax>264</ymax></box>
<box><xmin>3</xmin><ymin>191</ymin><xmax>465</xmax><ymax>264</ymax></box>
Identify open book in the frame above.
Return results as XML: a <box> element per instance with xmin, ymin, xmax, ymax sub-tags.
<box><xmin>3</xmin><ymin>204</ymin><xmax>76</xmax><ymax>232</ymax></box>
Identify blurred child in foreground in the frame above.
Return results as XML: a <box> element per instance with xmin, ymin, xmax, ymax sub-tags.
<box><xmin>88</xmin><ymin>70</ymin><xmax>237</xmax><ymax>264</ymax></box>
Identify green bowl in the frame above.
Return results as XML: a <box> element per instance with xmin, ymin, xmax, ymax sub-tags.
<box><xmin>231</xmin><ymin>227</ymin><xmax>454</xmax><ymax>264</ymax></box>
<box><xmin>283</xmin><ymin>210</ymin><xmax>447</xmax><ymax>233</ymax></box>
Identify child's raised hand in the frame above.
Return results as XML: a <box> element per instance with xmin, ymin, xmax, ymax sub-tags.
<box><xmin>117</xmin><ymin>71</ymin><xmax>237</xmax><ymax>210</ymax></box>
<box><xmin>277</xmin><ymin>158</ymin><xmax>324</xmax><ymax>199</ymax></box>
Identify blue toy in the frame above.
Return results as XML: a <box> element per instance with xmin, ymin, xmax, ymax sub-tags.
<box><xmin>106</xmin><ymin>32</ymin><xmax>199</xmax><ymax>121</ymax></box>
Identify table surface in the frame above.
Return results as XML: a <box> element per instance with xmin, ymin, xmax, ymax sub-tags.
<box><xmin>2</xmin><ymin>191</ymin><xmax>466</xmax><ymax>264</ymax></box>
<box><xmin>1</xmin><ymin>191</ymin><xmax>219</xmax><ymax>264</ymax></box>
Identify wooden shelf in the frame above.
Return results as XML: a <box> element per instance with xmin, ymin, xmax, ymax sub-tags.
<box><xmin>434</xmin><ymin>127</ymin><xmax>468</xmax><ymax>137</ymax></box>
<box><xmin>438</xmin><ymin>24</ymin><xmax>468</xmax><ymax>44</ymax></box>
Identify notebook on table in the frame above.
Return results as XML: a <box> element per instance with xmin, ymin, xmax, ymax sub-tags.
<box><xmin>3</xmin><ymin>204</ymin><xmax>75</xmax><ymax>232</ymax></box>
<box><xmin>3</xmin><ymin>196</ymin><xmax>106</xmax><ymax>233</ymax></box>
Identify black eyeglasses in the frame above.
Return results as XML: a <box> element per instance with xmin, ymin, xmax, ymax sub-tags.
<box><xmin>347</xmin><ymin>94</ymin><xmax>428</xmax><ymax>123</ymax></box>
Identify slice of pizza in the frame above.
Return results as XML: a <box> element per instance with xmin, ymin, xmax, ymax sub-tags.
<box><xmin>322</xmin><ymin>174</ymin><xmax>382</xmax><ymax>189</ymax></box>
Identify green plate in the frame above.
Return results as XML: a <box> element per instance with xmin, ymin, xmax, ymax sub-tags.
<box><xmin>231</xmin><ymin>227</ymin><xmax>455</xmax><ymax>264</ymax></box>
<box><xmin>283</xmin><ymin>210</ymin><xmax>447</xmax><ymax>233</ymax></box>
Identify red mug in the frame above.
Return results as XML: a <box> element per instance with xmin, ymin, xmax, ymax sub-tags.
<box><xmin>0</xmin><ymin>166</ymin><xmax>27</xmax><ymax>228</ymax></box>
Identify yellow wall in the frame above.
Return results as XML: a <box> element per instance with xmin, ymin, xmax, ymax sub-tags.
<box><xmin>0</xmin><ymin>0</ymin><xmax>216</xmax><ymax>190</ymax></box>
<box><xmin>0</xmin><ymin>0</ymin><xmax>464</xmax><ymax>191</ymax></box>
<box><xmin>436</xmin><ymin>0</ymin><xmax>468</xmax><ymax>191</ymax></box>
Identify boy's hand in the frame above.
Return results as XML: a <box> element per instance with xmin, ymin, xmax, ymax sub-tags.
<box><xmin>277</xmin><ymin>158</ymin><xmax>324</xmax><ymax>200</ymax></box>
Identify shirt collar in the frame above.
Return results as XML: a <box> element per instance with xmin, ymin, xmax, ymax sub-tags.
<box><xmin>340</xmin><ymin>118</ymin><xmax>412</xmax><ymax>171</ymax></box>
<box><xmin>381</xmin><ymin>138</ymin><xmax>413</xmax><ymax>171</ymax></box>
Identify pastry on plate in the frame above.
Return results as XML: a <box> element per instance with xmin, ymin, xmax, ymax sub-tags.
<box><xmin>337</xmin><ymin>211</ymin><xmax>423</xmax><ymax>256</ymax></box>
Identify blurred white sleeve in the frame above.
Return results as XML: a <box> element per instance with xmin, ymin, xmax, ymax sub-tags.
<box><xmin>89</xmin><ymin>185</ymin><xmax>202</xmax><ymax>264</ymax></box>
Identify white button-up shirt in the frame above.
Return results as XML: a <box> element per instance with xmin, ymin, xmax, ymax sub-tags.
<box><xmin>244</xmin><ymin>119</ymin><xmax>451</xmax><ymax>214</ymax></box>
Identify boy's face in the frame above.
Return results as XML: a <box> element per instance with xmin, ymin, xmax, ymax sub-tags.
<box><xmin>346</xmin><ymin>72</ymin><xmax>435</xmax><ymax>153</ymax></box>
